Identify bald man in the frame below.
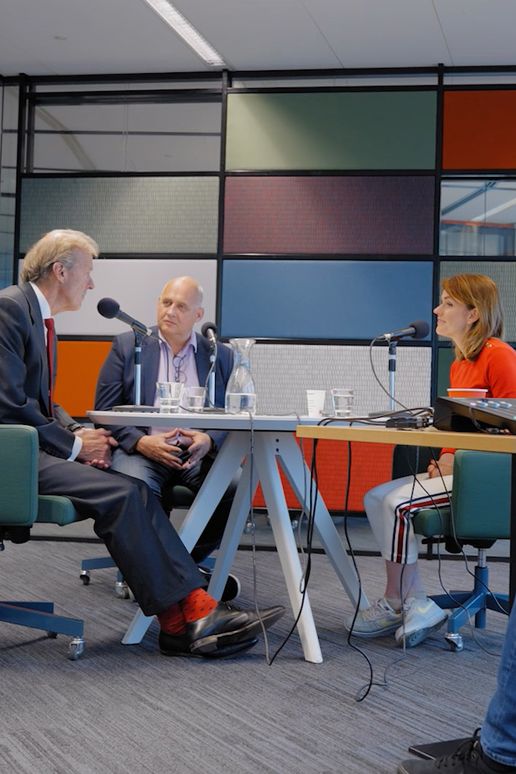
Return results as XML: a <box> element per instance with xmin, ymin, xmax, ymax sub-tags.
<box><xmin>95</xmin><ymin>277</ymin><xmax>238</xmax><ymax>594</ymax></box>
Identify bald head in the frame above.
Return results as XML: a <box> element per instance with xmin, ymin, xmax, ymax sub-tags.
<box><xmin>157</xmin><ymin>276</ymin><xmax>205</xmax><ymax>352</ymax></box>
<box><xmin>160</xmin><ymin>276</ymin><xmax>203</xmax><ymax>307</ymax></box>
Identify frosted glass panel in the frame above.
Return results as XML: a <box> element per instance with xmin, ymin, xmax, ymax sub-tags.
<box><xmin>20</xmin><ymin>177</ymin><xmax>219</xmax><ymax>254</ymax></box>
<box><xmin>440</xmin><ymin>261</ymin><xmax>516</xmax><ymax>340</ymax></box>
<box><xmin>440</xmin><ymin>179</ymin><xmax>516</xmax><ymax>256</ymax></box>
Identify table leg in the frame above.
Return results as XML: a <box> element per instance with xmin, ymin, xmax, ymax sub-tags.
<box><xmin>121</xmin><ymin>432</ymin><xmax>249</xmax><ymax>646</ymax></box>
<box><xmin>276</xmin><ymin>433</ymin><xmax>368</xmax><ymax>610</ymax></box>
<box><xmin>253</xmin><ymin>433</ymin><xmax>323</xmax><ymax>663</ymax></box>
<box><xmin>207</xmin><ymin>456</ymin><xmax>258</xmax><ymax>600</ymax></box>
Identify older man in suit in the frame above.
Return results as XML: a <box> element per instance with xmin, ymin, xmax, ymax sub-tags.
<box><xmin>0</xmin><ymin>229</ymin><xmax>283</xmax><ymax>658</ymax></box>
<box><xmin>94</xmin><ymin>276</ymin><xmax>239</xmax><ymax>587</ymax></box>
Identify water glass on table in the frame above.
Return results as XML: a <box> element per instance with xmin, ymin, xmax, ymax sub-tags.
<box><xmin>156</xmin><ymin>381</ymin><xmax>183</xmax><ymax>414</ymax></box>
<box><xmin>184</xmin><ymin>386</ymin><xmax>206</xmax><ymax>411</ymax></box>
<box><xmin>331</xmin><ymin>387</ymin><xmax>354</xmax><ymax>417</ymax></box>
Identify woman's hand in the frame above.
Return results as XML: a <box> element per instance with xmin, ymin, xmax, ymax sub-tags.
<box><xmin>427</xmin><ymin>452</ymin><xmax>454</xmax><ymax>479</ymax></box>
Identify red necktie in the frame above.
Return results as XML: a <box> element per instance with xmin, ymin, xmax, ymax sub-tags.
<box><xmin>44</xmin><ymin>318</ymin><xmax>56</xmax><ymax>416</ymax></box>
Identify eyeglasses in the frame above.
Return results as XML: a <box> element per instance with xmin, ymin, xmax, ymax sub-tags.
<box><xmin>172</xmin><ymin>352</ymin><xmax>188</xmax><ymax>383</ymax></box>
<box><xmin>161</xmin><ymin>341</ymin><xmax>188</xmax><ymax>383</ymax></box>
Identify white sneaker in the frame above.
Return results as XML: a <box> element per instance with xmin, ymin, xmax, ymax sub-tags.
<box><xmin>345</xmin><ymin>598</ymin><xmax>403</xmax><ymax>638</ymax></box>
<box><xmin>395</xmin><ymin>597</ymin><xmax>447</xmax><ymax>648</ymax></box>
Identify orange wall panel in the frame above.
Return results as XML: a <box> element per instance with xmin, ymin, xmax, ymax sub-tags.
<box><xmin>254</xmin><ymin>439</ymin><xmax>393</xmax><ymax>512</ymax></box>
<box><xmin>443</xmin><ymin>91</ymin><xmax>516</xmax><ymax>169</ymax></box>
<box><xmin>54</xmin><ymin>340</ymin><xmax>112</xmax><ymax>417</ymax></box>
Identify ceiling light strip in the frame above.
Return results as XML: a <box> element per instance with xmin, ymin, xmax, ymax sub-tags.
<box><xmin>142</xmin><ymin>0</ymin><xmax>226</xmax><ymax>67</ymax></box>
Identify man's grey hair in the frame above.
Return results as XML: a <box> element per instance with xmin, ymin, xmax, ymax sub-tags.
<box><xmin>20</xmin><ymin>229</ymin><xmax>99</xmax><ymax>283</ymax></box>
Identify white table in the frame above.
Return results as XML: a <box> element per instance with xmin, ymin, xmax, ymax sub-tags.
<box><xmin>89</xmin><ymin>410</ymin><xmax>367</xmax><ymax>663</ymax></box>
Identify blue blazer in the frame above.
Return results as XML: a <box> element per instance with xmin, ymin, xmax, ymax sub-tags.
<box><xmin>94</xmin><ymin>328</ymin><xmax>233</xmax><ymax>453</ymax></box>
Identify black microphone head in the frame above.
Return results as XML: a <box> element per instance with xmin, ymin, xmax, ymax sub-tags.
<box><xmin>97</xmin><ymin>297</ymin><xmax>120</xmax><ymax>319</ymax></box>
<box><xmin>409</xmin><ymin>320</ymin><xmax>430</xmax><ymax>339</ymax></box>
<box><xmin>201</xmin><ymin>321</ymin><xmax>217</xmax><ymax>338</ymax></box>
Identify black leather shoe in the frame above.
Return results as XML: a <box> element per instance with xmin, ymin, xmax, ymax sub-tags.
<box><xmin>198</xmin><ymin>566</ymin><xmax>241</xmax><ymax>602</ymax></box>
<box><xmin>159</xmin><ymin>630</ymin><xmax>258</xmax><ymax>658</ymax></box>
<box><xmin>188</xmin><ymin>603</ymin><xmax>285</xmax><ymax>656</ymax></box>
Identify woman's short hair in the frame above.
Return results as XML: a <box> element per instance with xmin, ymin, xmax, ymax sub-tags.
<box><xmin>20</xmin><ymin>229</ymin><xmax>99</xmax><ymax>284</ymax></box>
<box><xmin>442</xmin><ymin>273</ymin><xmax>504</xmax><ymax>360</ymax></box>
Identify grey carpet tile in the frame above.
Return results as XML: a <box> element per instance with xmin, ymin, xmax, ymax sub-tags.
<box><xmin>0</xmin><ymin>538</ymin><xmax>509</xmax><ymax>774</ymax></box>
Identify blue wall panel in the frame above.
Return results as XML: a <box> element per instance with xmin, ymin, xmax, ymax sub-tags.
<box><xmin>221</xmin><ymin>260</ymin><xmax>434</xmax><ymax>340</ymax></box>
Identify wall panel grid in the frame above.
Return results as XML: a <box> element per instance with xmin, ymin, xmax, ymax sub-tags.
<box><xmin>20</xmin><ymin>176</ymin><xmax>219</xmax><ymax>254</ymax></box>
<box><xmin>251</xmin><ymin>344</ymin><xmax>431</xmax><ymax>417</ymax></box>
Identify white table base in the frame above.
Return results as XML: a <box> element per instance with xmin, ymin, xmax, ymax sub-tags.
<box><xmin>121</xmin><ymin>430</ymin><xmax>367</xmax><ymax>663</ymax></box>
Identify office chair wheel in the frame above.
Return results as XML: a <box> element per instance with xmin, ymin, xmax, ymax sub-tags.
<box><xmin>47</xmin><ymin>631</ymin><xmax>58</xmax><ymax>639</ymax></box>
<box><xmin>445</xmin><ymin>632</ymin><xmax>464</xmax><ymax>652</ymax></box>
<box><xmin>68</xmin><ymin>637</ymin><xmax>85</xmax><ymax>660</ymax></box>
<box><xmin>80</xmin><ymin>570</ymin><xmax>90</xmax><ymax>585</ymax></box>
<box><xmin>115</xmin><ymin>580</ymin><xmax>130</xmax><ymax>599</ymax></box>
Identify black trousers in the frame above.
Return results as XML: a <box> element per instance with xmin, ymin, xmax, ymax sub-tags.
<box><xmin>38</xmin><ymin>451</ymin><xmax>204</xmax><ymax>615</ymax></box>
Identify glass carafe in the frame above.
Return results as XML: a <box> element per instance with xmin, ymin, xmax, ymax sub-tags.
<box><xmin>225</xmin><ymin>338</ymin><xmax>257</xmax><ymax>415</ymax></box>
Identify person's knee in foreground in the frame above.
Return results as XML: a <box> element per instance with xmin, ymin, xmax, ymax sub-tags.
<box><xmin>95</xmin><ymin>275</ymin><xmax>240</xmax><ymax>600</ymax></box>
<box><xmin>347</xmin><ymin>274</ymin><xmax>516</xmax><ymax>648</ymax></box>
<box><xmin>397</xmin><ymin>595</ymin><xmax>516</xmax><ymax>772</ymax></box>
<box><xmin>0</xmin><ymin>228</ymin><xmax>284</xmax><ymax>658</ymax></box>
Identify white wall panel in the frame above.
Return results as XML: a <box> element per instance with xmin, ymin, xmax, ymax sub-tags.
<box><xmin>250</xmin><ymin>343</ymin><xmax>431</xmax><ymax>416</ymax></box>
<box><xmin>19</xmin><ymin>258</ymin><xmax>218</xmax><ymax>336</ymax></box>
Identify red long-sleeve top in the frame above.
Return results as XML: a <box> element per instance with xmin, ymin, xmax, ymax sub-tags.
<box><xmin>441</xmin><ymin>338</ymin><xmax>516</xmax><ymax>455</ymax></box>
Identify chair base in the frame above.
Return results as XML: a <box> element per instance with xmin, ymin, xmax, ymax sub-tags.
<box><xmin>0</xmin><ymin>600</ymin><xmax>85</xmax><ymax>659</ymax></box>
<box><xmin>80</xmin><ymin>556</ymin><xmax>130</xmax><ymax>597</ymax></box>
<box><xmin>430</xmin><ymin>562</ymin><xmax>509</xmax><ymax>650</ymax></box>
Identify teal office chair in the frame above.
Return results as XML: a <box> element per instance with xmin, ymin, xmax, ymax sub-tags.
<box><xmin>0</xmin><ymin>425</ymin><xmax>85</xmax><ymax>659</ymax></box>
<box><xmin>393</xmin><ymin>447</ymin><xmax>510</xmax><ymax>651</ymax></box>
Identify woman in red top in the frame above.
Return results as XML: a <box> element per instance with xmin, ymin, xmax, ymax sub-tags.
<box><xmin>347</xmin><ymin>273</ymin><xmax>516</xmax><ymax>647</ymax></box>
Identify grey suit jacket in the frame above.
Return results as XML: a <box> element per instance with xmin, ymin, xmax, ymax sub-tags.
<box><xmin>94</xmin><ymin>328</ymin><xmax>234</xmax><ymax>453</ymax></box>
<box><xmin>0</xmin><ymin>283</ymin><xmax>78</xmax><ymax>458</ymax></box>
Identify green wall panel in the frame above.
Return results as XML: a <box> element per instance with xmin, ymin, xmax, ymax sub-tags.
<box><xmin>226</xmin><ymin>91</ymin><xmax>436</xmax><ymax>170</ymax></box>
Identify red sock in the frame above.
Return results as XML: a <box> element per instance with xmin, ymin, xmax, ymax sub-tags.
<box><xmin>180</xmin><ymin>588</ymin><xmax>218</xmax><ymax>623</ymax></box>
<box><xmin>157</xmin><ymin>602</ymin><xmax>186</xmax><ymax>635</ymax></box>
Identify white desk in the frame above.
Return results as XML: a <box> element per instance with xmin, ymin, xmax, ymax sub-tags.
<box><xmin>89</xmin><ymin>411</ymin><xmax>367</xmax><ymax>663</ymax></box>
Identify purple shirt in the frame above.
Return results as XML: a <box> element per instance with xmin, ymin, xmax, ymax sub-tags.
<box><xmin>151</xmin><ymin>330</ymin><xmax>199</xmax><ymax>434</ymax></box>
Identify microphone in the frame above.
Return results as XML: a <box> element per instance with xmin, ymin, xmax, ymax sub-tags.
<box><xmin>380</xmin><ymin>320</ymin><xmax>429</xmax><ymax>342</ymax></box>
<box><xmin>97</xmin><ymin>298</ymin><xmax>152</xmax><ymax>337</ymax></box>
<box><xmin>201</xmin><ymin>321</ymin><xmax>218</xmax><ymax>348</ymax></box>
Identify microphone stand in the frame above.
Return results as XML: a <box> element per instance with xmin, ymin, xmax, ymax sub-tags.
<box><xmin>133</xmin><ymin>332</ymin><xmax>144</xmax><ymax>406</ymax></box>
<box><xmin>388</xmin><ymin>339</ymin><xmax>397</xmax><ymax>412</ymax></box>
<box><xmin>207</xmin><ymin>340</ymin><xmax>217</xmax><ymax>407</ymax></box>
